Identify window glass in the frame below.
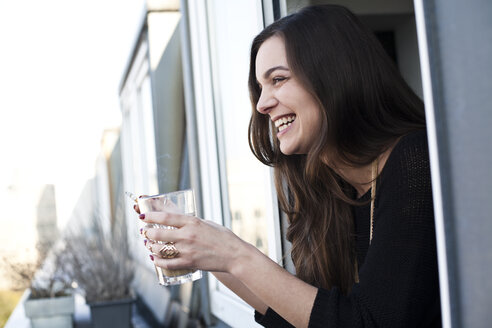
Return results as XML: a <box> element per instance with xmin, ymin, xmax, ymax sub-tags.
<box><xmin>207</xmin><ymin>0</ymin><xmax>269</xmax><ymax>255</ymax></box>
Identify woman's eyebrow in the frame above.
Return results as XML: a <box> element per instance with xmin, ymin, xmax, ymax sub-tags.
<box><xmin>263</xmin><ymin>65</ymin><xmax>289</xmax><ymax>79</ymax></box>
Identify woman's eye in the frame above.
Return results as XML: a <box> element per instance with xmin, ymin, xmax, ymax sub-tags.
<box><xmin>272</xmin><ymin>77</ymin><xmax>286</xmax><ymax>85</ymax></box>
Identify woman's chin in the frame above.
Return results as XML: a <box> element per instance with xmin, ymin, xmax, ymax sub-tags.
<box><xmin>279</xmin><ymin>143</ymin><xmax>295</xmax><ymax>156</ymax></box>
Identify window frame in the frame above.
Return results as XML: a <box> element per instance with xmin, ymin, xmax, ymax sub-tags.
<box><xmin>120</xmin><ymin>39</ymin><xmax>159</xmax><ymax>272</ymax></box>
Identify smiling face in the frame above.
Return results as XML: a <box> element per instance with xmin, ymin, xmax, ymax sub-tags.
<box><xmin>255</xmin><ymin>36</ymin><xmax>323</xmax><ymax>155</ymax></box>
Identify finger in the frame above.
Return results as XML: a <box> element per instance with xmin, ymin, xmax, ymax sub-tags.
<box><xmin>151</xmin><ymin>254</ymin><xmax>194</xmax><ymax>272</ymax></box>
<box><xmin>140</xmin><ymin>227</ymin><xmax>160</xmax><ymax>242</ymax></box>
<box><xmin>142</xmin><ymin>236</ymin><xmax>175</xmax><ymax>258</ymax></box>
<box><xmin>146</xmin><ymin>240</ymin><xmax>173</xmax><ymax>256</ymax></box>
<box><xmin>144</xmin><ymin>239</ymin><xmax>155</xmax><ymax>253</ymax></box>
<box><xmin>134</xmin><ymin>195</ymin><xmax>149</xmax><ymax>214</ymax></box>
<box><xmin>139</xmin><ymin>211</ymin><xmax>195</xmax><ymax>228</ymax></box>
<box><xmin>150</xmin><ymin>242</ymin><xmax>181</xmax><ymax>260</ymax></box>
<box><xmin>144</xmin><ymin>227</ymin><xmax>179</xmax><ymax>243</ymax></box>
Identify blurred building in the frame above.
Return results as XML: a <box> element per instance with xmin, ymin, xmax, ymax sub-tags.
<box><xmin>0</xmin><ymin>180</ymin><xmax>57</xmax><ymax>290</ymax></box>
<box><xmin>35</xmin><ymin>184</ymin><xmax>59</xmax><ymax>259</ymax></box>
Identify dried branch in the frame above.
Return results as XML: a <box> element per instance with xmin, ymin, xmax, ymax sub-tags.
<box><xmin>1</xmin><ymin>242</ymin><xmax>73</xmax><ymax>299</ymax></box>
<box><xmin>63</xmin><ymin>210</ymin><xmax>134</xmax><ymax>303</ymax></box>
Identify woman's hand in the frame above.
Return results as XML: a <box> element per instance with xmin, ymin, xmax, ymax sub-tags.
<box><xmin>133</xmin><ymin>201</ymin><xmax>316</xmax><ymax>327</ymax></box>
<box><xmin>137</xmin><ymin>210</ymin><xmax>246</xmax><ymax>274</ymax></box>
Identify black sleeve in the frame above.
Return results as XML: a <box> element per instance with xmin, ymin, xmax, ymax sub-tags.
<box><xmin>255</xmin><ymin>308</ymin><xmax>295</xmax><ymax>327</ymax></box>
<box><xmin>255</xmin><ymin>132</ymin><xmax>441</xmax><ymax>327</ymax></box>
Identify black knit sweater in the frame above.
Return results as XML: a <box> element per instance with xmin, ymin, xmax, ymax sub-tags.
<box><xmin>255</xmin><ymin>130</ymin><xmax>441</xmax><ymax>327</ymax></box>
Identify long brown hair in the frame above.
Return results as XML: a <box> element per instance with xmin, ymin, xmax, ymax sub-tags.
<box><xmin>248</xmin><ymin>5</ymin><xmax>425</xmax><ymax>294</ymax></box>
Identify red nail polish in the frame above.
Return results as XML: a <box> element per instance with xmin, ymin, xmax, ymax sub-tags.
<box><xmin>139</xmin><ymin>228</ymin><xmax>143</xmax><ymax>234</ymax></box>
<box><xmin>149</xmin><ymin>254</ymin><xmax>154</xmax><ymax>261</ymax></box>
<box><xmin>139</xmin><ymin>214</ymin><xmax>145</xmax><ymax>220</ymax></box>
<box><xmin>144</xmin><ymin>239</ymin><xmax>147</xmax><ymax>246</ymax></box>
<box><xmin>133</xmin><ymin>204</ymin><xmax>136</xmax><ymax>210</ymax></box>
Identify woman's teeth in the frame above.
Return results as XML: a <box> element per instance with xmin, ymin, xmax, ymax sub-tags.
<box><xmin>278</xmin><ymin>123</ymin><xmax>292</xmax><ymax>132</ymax></box>
<box><xmin>274</xmin><ymin>115</ymin><xmax>296</xmax><ymax>132</ymax></box>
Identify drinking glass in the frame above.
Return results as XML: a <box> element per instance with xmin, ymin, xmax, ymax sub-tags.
<box><xmin>133</xmin><ymin>189</ymin><xmax>202</xmax><ymax>286</ymax></box>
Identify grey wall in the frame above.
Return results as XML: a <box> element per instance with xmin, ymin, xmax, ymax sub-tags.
<box><xmin>419</xmin><ymin>0</ymin><xmax>492</xmax><ymax>326</ymax></box>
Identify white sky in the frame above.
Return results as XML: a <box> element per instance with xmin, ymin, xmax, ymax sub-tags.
<box><xmin>0</xmin><ymin>0</ymin><xmax>144</xmax><ymax>269</ymax></box>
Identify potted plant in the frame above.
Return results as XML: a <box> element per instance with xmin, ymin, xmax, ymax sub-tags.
<box><xmin>3</xmin><ymin>242</ymin><xmax>75</xmax><ymax>328</ymax></box>
<box><xmin>64</xmin><ymin>213</ymin><xmax>135</xmax><ymax>328</ymax></box>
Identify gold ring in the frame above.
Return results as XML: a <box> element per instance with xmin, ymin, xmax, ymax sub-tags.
<box><xmin>159</xmin><ymin>242</ymin><xmax>179</xmax><ymax>259</ymax></box>
<box><xmin>143</xmin><ymin>230</ymin><xmax>149</xmax><ymax>240</ymax></box>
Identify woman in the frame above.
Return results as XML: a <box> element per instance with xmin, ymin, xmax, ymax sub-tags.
<box><xmin>137</xmin><ymin>5</ymin><xmax>441</xmax><ymax>327</ymax></box>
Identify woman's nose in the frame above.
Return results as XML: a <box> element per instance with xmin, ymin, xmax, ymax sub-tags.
<box><xmin>256</xmin><ymin>89</ymin><xmax>277</xmax><ymax>114</ymax></box>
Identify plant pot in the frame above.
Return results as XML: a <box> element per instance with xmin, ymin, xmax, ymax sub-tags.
<box><xmin>88</xmin><ymin>298</ymin><xmax>135</xmax><ymax>328</ymax></box>
<box><xmin>24</xmin><ymin>291</ymin><xmax>75</xmax><ymax>328</ymax></box>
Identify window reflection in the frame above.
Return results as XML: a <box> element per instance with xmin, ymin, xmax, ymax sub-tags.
<box><xmin>225</xmin><ymin>158</ymin><xmax>269</xmax><ymax>254</ymax></box>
